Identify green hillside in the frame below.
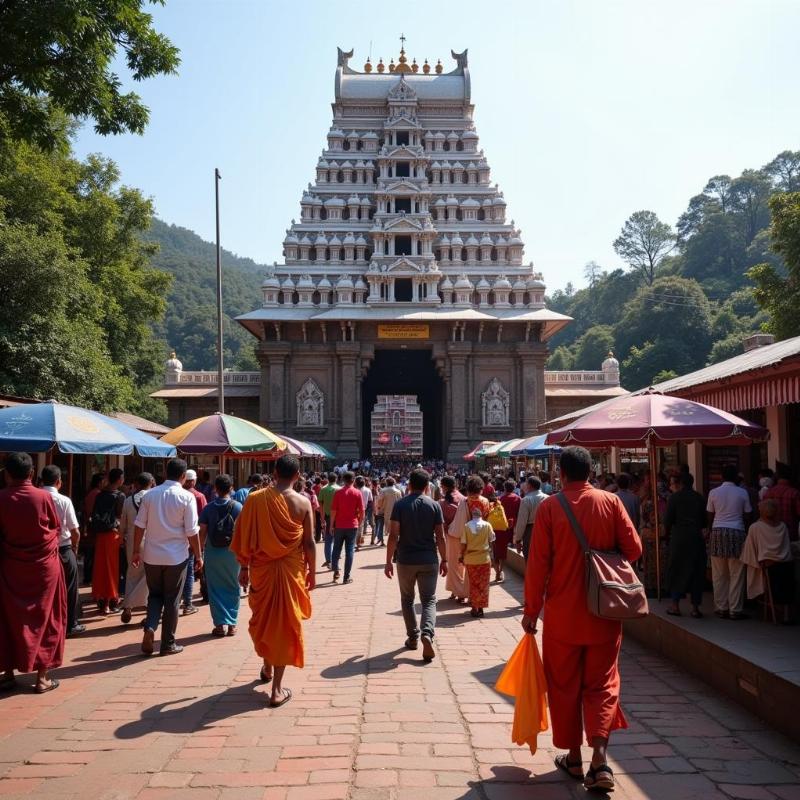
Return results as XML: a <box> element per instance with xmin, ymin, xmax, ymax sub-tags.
<box><xmin>144</xmin><ymin>219</ymin><xmax>264</xmax><ymax>371</ymax></box>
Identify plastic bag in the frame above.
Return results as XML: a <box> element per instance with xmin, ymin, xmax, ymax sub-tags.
<box><xmin>495</xmin><ymin>634</ymin><xmax>549</xmax><ymax>753</ymax></box>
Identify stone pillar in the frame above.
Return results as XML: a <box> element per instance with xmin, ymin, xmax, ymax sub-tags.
<box><xmin>766</xmin><ymin>404</ymin><xmax>788</xmax><ymax>467</ymax></box>
<box><xmin>516</xmin><ymin>342</ymin><xmax>548</xmax><ymax>432</ymax></box>
<box><xmin>336</xmin><ymin>341</ymin><xmax>361</xmax><ymax>459</ymax></box>
<box><xmin>446</xmin><ymin>342</ymin><xmax>473</xmax><ymax>461</ymax></box>
<box><xmin>257</xmin><ymin>342</ymin><xmax>291</xmax><ymax>430</ymax></box>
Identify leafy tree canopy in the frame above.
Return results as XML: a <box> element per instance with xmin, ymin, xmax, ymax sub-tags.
<box><xmin>0</xmin><ymin>0</ymin><xmax>179</xmax><ymax>150</ymax></box>
<box><xmin>749</xmin><ymin>192</ymin><xmax>800</xmax><ymax>341</ymax></box>
<box><xmin>613</xmin><ymin>210</ymin><xmax>676</xmax><ymax>286</ymax></box>
<box><xmin>0</xmin><ymin>116</ymin><xmax>170</xmax><ymax>420</ymax></box>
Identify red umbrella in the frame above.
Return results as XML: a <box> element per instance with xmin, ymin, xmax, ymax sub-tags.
<box><xmin>545</xmin><ymin>390</ymin><xmax>768</xmax><ymax>448</ymax></box>
<box><xmin>545</xmin><ymin>389</ymin><xmax>768</xmax><ymax>599</ymax></box>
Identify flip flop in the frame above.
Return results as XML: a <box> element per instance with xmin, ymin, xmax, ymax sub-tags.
<box><xmin>35</xmin><ymin>678</ymin><xmax>60</xmax><ymax>694</ymax></box>
<box><xmin>260</xmin><ymin>666</ymin><xmax>273</xmax><ymax>683</ymax></box>
<box><xmin>269</xmin><ymin>688</ymin><xmax>292</xmax><ymax>708</ymax></box>
<box><xmin>554</xmin><ymin>753</ymin><xmax>584</xmax><ymax>780</ymax></box>
<box><xmin>584</xmin><ymin>763</ymin><xmax>615</xmax><ymax>791</ymax></box>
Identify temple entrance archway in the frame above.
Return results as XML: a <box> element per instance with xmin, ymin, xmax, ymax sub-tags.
<box><xmin>361</xmin><ymin>349</ymin><xmax>444</xmax><ymax>458</ymax></box>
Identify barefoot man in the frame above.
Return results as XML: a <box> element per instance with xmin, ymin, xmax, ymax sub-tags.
<box><xmin>231</xmin><ymin>454</ymin><xmax>316</xmax><ymax>707</ymax></box>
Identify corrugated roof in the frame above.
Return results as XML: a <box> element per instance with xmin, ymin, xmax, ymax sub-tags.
<box><xmin>653</xmin><ymin>335</ymin><xmax>800</xmax><ymax>393</ymax></box>
<box><xmin>110</xmin><ymin>412</ymin><xmax>171</xmax><ymax>435</ymax></box>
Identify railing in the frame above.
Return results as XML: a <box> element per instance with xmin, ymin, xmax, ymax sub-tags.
<box><xmin>172</xmin><ymin>371</ymin><xmax>261</xmax><ymax>386</ymax></box>
<box><xmin>544</xmin><ymin>370</ymin><xmax>616</xmax><ymax>385</ymax></box>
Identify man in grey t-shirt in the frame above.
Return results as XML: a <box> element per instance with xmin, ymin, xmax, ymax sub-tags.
<box><xmin>385</xmin><ymin>469</ymin><xmax>447</xmax><ymax>662</ymax></box>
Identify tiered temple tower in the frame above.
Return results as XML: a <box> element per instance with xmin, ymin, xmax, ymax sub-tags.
<box><xmin>238</xmin><ymin>43</ymin><xmax>572</xmax><ymax>460</ymax></box>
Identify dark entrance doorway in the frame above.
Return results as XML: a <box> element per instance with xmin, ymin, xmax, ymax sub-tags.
<box><xmin>361</xmin><ymin>349</ymin><xmax>443</xmax><ymax>458</ymax></box>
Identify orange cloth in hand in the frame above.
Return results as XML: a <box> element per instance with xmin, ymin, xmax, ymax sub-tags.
<box><xmin>495</xmin><ymin>634</ymin><xmax>549</xmax><ymax>754</ymax></box>
<box><xmin>231</xmin><ymin>487</ymin><xmax>311</xmax><ymax>668</ymax></box>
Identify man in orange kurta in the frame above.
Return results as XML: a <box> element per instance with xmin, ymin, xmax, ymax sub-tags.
<box><xmin>231</xmin><ymin>454</ymin><xmax>315</xmax><ymax>707</ymax></box>
<box><xmin>522</xmin><ymin>446</ymin><xmax>642</xmax><ymax>792</ymax></box>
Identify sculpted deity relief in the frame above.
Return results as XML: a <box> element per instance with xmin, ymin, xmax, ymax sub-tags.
<box><xmin>296</xmin><ymin>378</ymin><xmax>324</xmax><ymax>427</ymax></box>
<box><xmin>482</xmin><ymin>378</ymin><xmax>509</xmax><ymax>427</ymax></box>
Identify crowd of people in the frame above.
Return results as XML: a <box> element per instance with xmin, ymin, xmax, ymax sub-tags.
<box><xmin>1</xmin><ymin>447</ymin><xmax>798</xmax><ymax>793</ymax></box>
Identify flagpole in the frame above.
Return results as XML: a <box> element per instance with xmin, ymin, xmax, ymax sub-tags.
<box><xmin>215</xmin><ymin>168</ymin><xmax>225</xmax><ymax>414</ymax></box>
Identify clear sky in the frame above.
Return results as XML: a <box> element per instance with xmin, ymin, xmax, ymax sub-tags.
<box><xmin>73</xmin><ymin>0</ymin><xmax>800</xmax><ymax>292</ymax></box>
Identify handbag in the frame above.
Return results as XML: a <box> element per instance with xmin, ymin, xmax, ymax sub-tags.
<box><xmin>555</xmin><ymin>493</ymin><xmax>648</xmax><ymax>621</ymax></box>
<box><xmin>487</xmin><ymin>501</ymin><xmax>509</xmax><ymax>532</ymax></box>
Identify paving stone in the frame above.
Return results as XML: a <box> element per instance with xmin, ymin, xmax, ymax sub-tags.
<box><xmin>1</xmin><ymin>547</ymin><xmax>799</xmax><ymax>800</ymax></box>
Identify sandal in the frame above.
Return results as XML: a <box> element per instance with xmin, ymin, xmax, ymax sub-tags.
<box><xmin>554</xmin><ymin>754</ymin><xmax>584</xmax><ymax>780</ymax></box>
<box><xmin>584</xmin><ymin>763</ymin><xmax>614</xmax><ymax>791</ymax></box>
<box><xmin>211</xmin><ymin>625</ymin><xmax>226</xmax><ymax>637</ymax></box>
<box><xmin>269</xmin><ymin>688</ymin><xmax>292</xmax><ymax>708</ymax></box>
<box><xmin>35</xmin><ymin>678</ymin><xmax>60</xmax><ymax>694</ymax></box>
<box><xmin>259</xmin><ymin>666</ymin><xmax>273</xmax><ymax>683</ymax></box>
<box><xmin>227</xmin><ymin>625</ymin><xmax>237</xmax><ymax>636</ymax></box>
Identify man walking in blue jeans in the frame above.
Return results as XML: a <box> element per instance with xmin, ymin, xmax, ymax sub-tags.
<box><xmin>384</xmin><ymin>469</ymin><xmax>448</xmax><ymax>662</ymax></box>
<box><xmin>330</xmin><ymin>472</ymin><xmax>364</xmax><ymax>584</ymax></box>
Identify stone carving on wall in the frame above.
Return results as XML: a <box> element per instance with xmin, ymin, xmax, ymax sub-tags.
<box><xmin>482</xmin><ymin>378</ymin><xmax>509</xmax><ymax>427</ymax></box>
<box><xmin>296</xmin><ymin>378</ymin><xmax>324</xmax><ymax>427</ymax></box>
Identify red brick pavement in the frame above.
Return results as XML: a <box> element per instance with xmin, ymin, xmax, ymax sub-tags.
<box><xmin>1</xmin><ymin>544</ymin><xmax>799</xmax><ymax>799</ymax></box>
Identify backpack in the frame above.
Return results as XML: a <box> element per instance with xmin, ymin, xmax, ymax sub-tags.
<box><xmin>209</xmin><ymin>501</ymin><xmax>236</xmax><ymax>548</ymax></box>
<box><xmin>487</xmin><ymin>500</ymin><xmax>509</xmax><ymax>532</ymax></box>
<box><xmin>91</xmin><ymin>491</ymin><xmax>120</xmax><ymax>534</ymax></box>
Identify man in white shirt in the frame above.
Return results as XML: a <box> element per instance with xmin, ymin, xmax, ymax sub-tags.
<box><xmin>514</xmin><ymin>475</ymin><xmax>547</xmax><ymax>561</ymax></box>
<box><xmin>376</xmin><ymin>478</ymin><xmax>403</xmax><ymax>546</ymax></box>
<box><xmin>119</xmin><ymin>472</ymin><xmax>155</xmax><ymax>624</ymax></box>
<box><xmin>41</xmin><ymin>465</ymin><xmax>85</xmax><ymax>636</ymax></box>
<box><xmin>707</xmin><ymin>464</ymin><xmax>753</xmax><ymax>619</ymax></box>
<box><xmin>131</xmin><ymin>459</ymin><xmax>202</xmax><ymax>656</ymax></box>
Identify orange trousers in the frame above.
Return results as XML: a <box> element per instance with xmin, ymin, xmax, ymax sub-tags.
<box><xmin>542</xmin><ymin>633</ymin><xmax>628</xmax><ymax>749</ymax></box>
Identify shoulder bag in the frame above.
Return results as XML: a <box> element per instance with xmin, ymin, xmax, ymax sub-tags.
<box><xmin>555</xmin><ymin>493</ymin><xmax>648</xmax><ymax>620</ymax></box>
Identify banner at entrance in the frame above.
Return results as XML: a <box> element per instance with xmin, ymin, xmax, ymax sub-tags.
<box><xmin>377</xmin><ymin>324</ymin><xmax>430</xmax><ymax>340</ymax></box>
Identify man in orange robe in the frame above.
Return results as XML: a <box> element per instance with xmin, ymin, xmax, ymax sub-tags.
<box><xmin>522</xmin><ymin>446</ymin><xmax>642</xmax><ymax>793</ymax></box>
<box><xmin>231</xmin><ymin>454</ymin><xmax>315</xmax><ymax>707</ymax></box>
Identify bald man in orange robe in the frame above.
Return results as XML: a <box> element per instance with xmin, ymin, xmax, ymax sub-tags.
<box><xmin>522</xmin><ymin>446</ymin><xmax>641</xmax><ymax>792</ymax></box>
<box><xmin>231</xmin><ymin>454</ymin><xmax>315</xmax><ymax>707</ymax></box>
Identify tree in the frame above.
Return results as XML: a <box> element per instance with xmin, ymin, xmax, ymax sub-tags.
<box><xmin>0</xmin><ymin>0</ymin><xmax>179</xmax><ymax>149</ymax></box>
<box><xmin>749</xmin><ymin>192</ymin><xmax>800</xmax><ymax>340</ymax></box>
<box><xmin>613</xmin><ymin>210</ymin><xmax>676</xmax><ymax>285</ymax></box>
<box><xmin>763</xmin><ymin>150</ymin><xmax>800</xmax><ymax>192</ymax></box>
<box><xmin>547</xmin><ymin>346</ymin><xmax>574</xmax><ymax>371</ymax></box>
<box><xmin>729</xmin><ymin>170</ymin><xmax>772</xmax><ymax>245</ymax></box>
<box><xmin>583</xmin><ymin>260</ymin><xmax>602</xmax><ymax>288</ymax></box>
<box><xmin>615</xmin><ymin>276</ymin><xmax>713</xmax><ymax>389</ymax></box>
<box><xmin>573</xmin><ymin>325</ymin><xmax>615</xmax><ymax>370</ymax></box>
<box><xmin>0</xmin><ymin>114</ymin><xmax>170</xmax><ymax>416</ymax></box>
<box><xmin>0</xmin><ymin>220</ymin><xmax>131</xmax><ymax>409</ymax></box>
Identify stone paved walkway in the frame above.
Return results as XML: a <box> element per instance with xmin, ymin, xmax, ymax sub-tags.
<box><xmin>1</xmin><ymin>543</ymin><xmax>800</xmax><ymax>800</ymax></box>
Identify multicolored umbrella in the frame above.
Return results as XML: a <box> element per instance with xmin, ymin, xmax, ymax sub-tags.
<box><xmin>0</xmin><ymin>401</ymin><xmax>176</xmax><ymax>457</ymax></box>
<box><xmin>161</xmin><ymin>413</ymin><xmax>286</xmax><ymax>455</ymax></box>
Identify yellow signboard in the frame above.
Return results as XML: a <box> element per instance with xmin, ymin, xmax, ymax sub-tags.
<box><xmin>377</xmin><ymin>324</ymin><xmax>430</xmax><ymax>340</ymax></box>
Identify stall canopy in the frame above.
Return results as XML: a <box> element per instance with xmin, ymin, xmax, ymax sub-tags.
<box><xmin>545</xmin><ymin>390</ymin><xmax>769</xmax><ymax>448</ymax></box>
<box><xmin>463</xmin><ymin>441</ymin><xmax>499</xmax><ymax>461</ymax></box>
<box><xmin>277</xmin><ymin>436</ymin><xmax>334</xmax><ymax>460</ymax></box>
<box><xmin>161</xmin><ymin>413</ymin><xmax>286</xmax><ymax>455</ymax></box>
<box><xmin>510</xmin><ymin>434</ymin><xmax>562</xmax><ymax>458</ymax></box>
<box><xmin>497</xmin><ymin>438</ymin><xmax>526</xmax><ymax>458</ymax></box>
<box><xmin>0</xmin><ymin>401</ymin><xmax>177</xmax><ymax>457</ymax></box>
